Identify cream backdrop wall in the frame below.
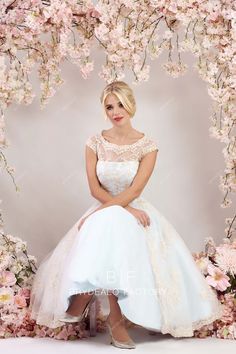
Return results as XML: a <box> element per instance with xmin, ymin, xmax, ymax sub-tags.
<box><xmin>0</xmin><ymin>48</ymin><xmax>229</xmax><ymax>264</ymax></box>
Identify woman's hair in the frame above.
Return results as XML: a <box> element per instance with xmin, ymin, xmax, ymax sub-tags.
<box><xmin>100</xmin><ymin>81</ymin><xmax>136</xmax><ymax>118</ymax></box>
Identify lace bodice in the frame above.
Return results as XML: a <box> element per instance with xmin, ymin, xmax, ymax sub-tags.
<box><xmin>86</xmin><ymin>133</ymin><xmax>158</xmax><ymax>162</ymax></box>
<box><xmin>85</xmin><ymin>132</ymin><xmax>159</xmax><ymax>196</ymax></box>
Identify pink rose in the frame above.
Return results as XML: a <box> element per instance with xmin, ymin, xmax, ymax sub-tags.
<box><xmin>14</xmin><ymin>294</ymin><xmax>27</xmax><ymax>308</ymax></box>
<box><xmin>18</xmin><ymin>288</ymin><xmax>31</xmax><ymax>298</ymax></box>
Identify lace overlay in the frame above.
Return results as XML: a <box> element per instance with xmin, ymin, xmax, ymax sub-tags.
<box><xmin>86</xmin><ymin>133</ymin><xmax>159</xmax><ymax>162</ymax></box>
<box><xmin>29</xmin><ymin>203</ymin><xmax>100</xmax><ymax>329</ymax></box>
<box><xmin>127</xmin><ymin>198</ymin><xmax>224</xmax><ymax>337</ymax></box>
<box><xmin>148</xmin><ymin>221</ymin><xmax>223</xmax><ymax>337</ymax></box>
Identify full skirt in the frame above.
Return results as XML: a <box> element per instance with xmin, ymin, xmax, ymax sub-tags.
<box><xmin>29</xmin><ymin>197</ymin><xmax>223</xmax><ymax>337</ymax></box>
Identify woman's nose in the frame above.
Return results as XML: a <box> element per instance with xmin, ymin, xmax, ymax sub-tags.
<box><xmin>113</xmin><ymin>109</ymin><xmax>120</xmax><ymax>116</ymax></box>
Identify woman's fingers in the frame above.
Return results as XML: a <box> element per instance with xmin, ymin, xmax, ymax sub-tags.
<box><xmin>139</xmin><ymin>215</ymin><xmax>146</xmax><ymax>227</ymax></box>
<box><xmin>143</xmin><ymin>212</ymin><xmax>150</xmax><ymax>227</ymax></box>
<box><xmin>139</xmin><ymin>212</ymin><xmax>150</xmax><ymax>227</ymax></box>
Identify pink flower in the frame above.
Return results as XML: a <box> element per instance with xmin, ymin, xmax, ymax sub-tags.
<box><xmin>18</xmin><ymin>288</ymin><xmax>31</xmax><ymax>298</ymax></box>
<box><xmin>87</xmin><ymin>8</ymin><xmax>101</xmax><ymax>18</ymax></box>
<box><xmin>0</xmin><ymin>270</ymin><xmax>17</xmax><ymax>286</ymax></box>
<box><xmin>215</xmin><ymin>245</ymin><xmax>236</xmax><ymax>276</ymax></box>
<box><xmin>55</xmin><ymin>327</ymin><xmax>70</xmax><ymax>340</ymax></box>
<box><xmin>35</xmin><ymin>326</ymin><xmax>48</xmax><ymax>337</ymax></box>
<box><xmin>14</xmin><ymin>294</ymin><xmax>27</xmax><ymax>308</ymax></box>
<box><xmin>206</xmin><ymin>264</ymin><xmax>230</xmax><ymax>291</ymax></box>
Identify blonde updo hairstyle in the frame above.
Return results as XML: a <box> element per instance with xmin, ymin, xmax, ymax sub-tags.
<box><xmin>100</xmin><ymin>81</ymin><xmax>136</xmax><ymax>120</ymax></box>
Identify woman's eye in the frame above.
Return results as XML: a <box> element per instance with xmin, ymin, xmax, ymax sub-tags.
<box><xmin>106</xmin><ymin>104</ymin><xmax>123</xmax><ymax>110</ymax></box>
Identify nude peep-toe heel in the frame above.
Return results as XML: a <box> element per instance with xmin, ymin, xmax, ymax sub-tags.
<box><xmin>106</xmin><ymin>316</ymin><xmax>136</xmax><ymax>349</ymax></box>
<box><xmin>59</xmin><ymin>293</ymin><xmax>96</xmax><ymax>324</ymax></box>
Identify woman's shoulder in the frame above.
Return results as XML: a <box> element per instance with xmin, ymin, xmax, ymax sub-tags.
<box><xmin>86</xmin><ymin>132</ymin><xmax>101</xmax><ymax>142</ymax></box>
<box><xmin>85</xmin><ymin>132</ymin><xmax>101</xmax><ymax>153</ymax></box>
<box><xmin>140</xmin><ymin>134</ymin><xmax>159</xmax><ymax>157</ymax></box>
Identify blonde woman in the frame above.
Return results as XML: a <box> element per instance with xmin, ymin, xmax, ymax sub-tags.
<box><xmin>29</xmin><ymin>81</ymin><xmax>223</xmax><ymax>349</ymax></box>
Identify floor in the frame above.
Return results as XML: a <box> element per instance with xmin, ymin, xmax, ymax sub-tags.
<box><xmin>0</xmin><ymin>326</ymin><xmax>235</xmax><ymax>354</ymax></box>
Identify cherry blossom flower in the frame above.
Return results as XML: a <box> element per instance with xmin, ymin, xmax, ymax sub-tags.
<box><xmin>206</xmin><ymin>263</ymin><xmax>231</xmax><ymax>291</ymax></box>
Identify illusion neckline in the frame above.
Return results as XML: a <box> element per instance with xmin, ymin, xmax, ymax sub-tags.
<box><xmin>100</xmin><ymin>130</ymin><xmax>146</xmax><ymax>147</ymax></box>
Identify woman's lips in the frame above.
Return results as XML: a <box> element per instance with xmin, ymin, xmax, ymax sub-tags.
<box><xmin>114</xmin><ymin>117</ymin><xmax>123</xmax><ymax>121</ymax></box>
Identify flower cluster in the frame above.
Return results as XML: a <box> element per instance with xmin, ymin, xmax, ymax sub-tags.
<box><xmin>192</xmin><ymin>236</ymin><xmax>236</xmax><ymax>339</ymax></box>
<box><xmin>0</xmin><ymin>217</ymin><xmax>37</xmax><ymax>338</ymax></box>
<box><xmin>0</xmin><ymin>0</ymin><xmax>235</xmax><ymax>238</ymax></box>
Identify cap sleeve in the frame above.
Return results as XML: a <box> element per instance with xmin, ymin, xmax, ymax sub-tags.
<box><xmin>86</xmin><ymin>135</ymin><xmax>97</xmax><ymax>153</ymax></box>
<box><xmin>141</xmin><ymin>138</ymin><xmax>159</xmax><ymax>158</ymax></box>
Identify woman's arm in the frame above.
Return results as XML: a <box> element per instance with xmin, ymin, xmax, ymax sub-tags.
<box><xmin>91</xmin><ymin>183</ymin><xmax>113</xmax><ymax>204</ymax></box>
<box><xmin>91</xmin><ymin>185</ymin><xmax>137</xmax><ymax>212</ymax></box>
<box><xmin>85</xmin><ymin>145</ymin><xmax>158</xmax><ymax>213</ymax></box>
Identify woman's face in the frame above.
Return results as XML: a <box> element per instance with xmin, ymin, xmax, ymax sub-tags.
<box><xmin>104</xmin><ymin>93</ymin><xmax>131</xmax><ymax>126</ymax></box>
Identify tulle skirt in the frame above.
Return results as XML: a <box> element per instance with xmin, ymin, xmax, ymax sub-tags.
<box><xmin>29</xmin><ymin>197</ymin><xmax>223</xmax><ymax>337</ymax></box>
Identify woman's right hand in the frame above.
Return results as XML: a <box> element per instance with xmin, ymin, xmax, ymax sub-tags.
<box><xmin>125</xmin><ymin>206</ymin><xmax>150</xmax><ymax>228</ymax></box>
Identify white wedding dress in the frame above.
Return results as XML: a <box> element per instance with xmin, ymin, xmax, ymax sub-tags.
<box><xmin>29</xmin><ymin>132</ymin><xmax>223</xmax><ymax>338</ymax></box>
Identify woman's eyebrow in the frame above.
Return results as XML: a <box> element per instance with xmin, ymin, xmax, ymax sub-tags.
<box><xmin>105</xmin><ymin>101</ymin><xmax>121</xmax><ymax>107</ymax></box>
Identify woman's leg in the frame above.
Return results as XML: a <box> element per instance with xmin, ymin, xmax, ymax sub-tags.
<box><xmin>66</xmin><ymin>292</ymin><xmax>94</xmax><ymax>316</ymax></box>
<box><xmin>107</xmin><ymin>292</ymin><xmax>134</xmax><ymax>342</ymax></box>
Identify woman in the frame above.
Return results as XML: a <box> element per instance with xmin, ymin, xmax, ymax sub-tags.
<box><xmin>29</xmin><ymin>81</ymin><xmax>223</xmax><ymax>349</ymax></box>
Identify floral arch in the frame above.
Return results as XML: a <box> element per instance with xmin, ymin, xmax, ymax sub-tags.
<box><xmin>0</xmin><ymin>0</ymin><xmax>235</xmax><ymax>340</ymax></box>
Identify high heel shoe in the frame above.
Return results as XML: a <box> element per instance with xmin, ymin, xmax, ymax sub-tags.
<box><xmin>59</xmin><ymin>293</ymin><xmax>96</xmax><ymax>323</ymax></box>
<box><xmin>106</xmin><ymin>317</ymin><xmax>136</xmax><ymax>349</ymax></box>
